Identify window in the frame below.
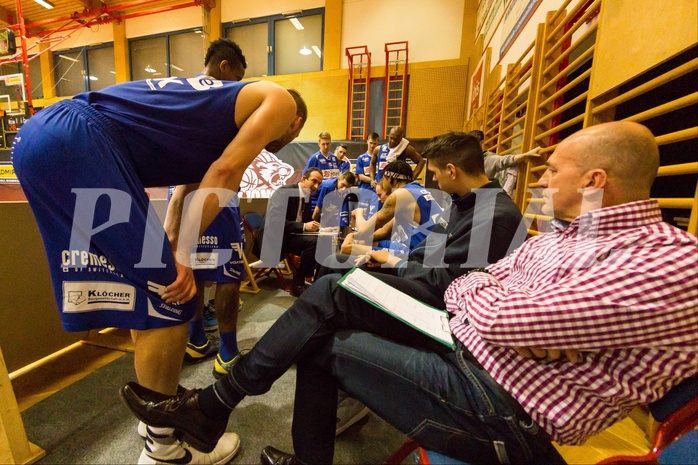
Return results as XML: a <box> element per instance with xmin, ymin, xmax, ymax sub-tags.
<box><xmin>53</xmin><ymin>44</ymin><xmax>116</xmax><ymax>97</ymax></box>
<box><xmin>130</xmin><ymin>29</ymin><xmax>203</xmax><ymax>81</ymax></box>
<box><xmin>225</xmin><ymin>8</ymin><xmax>323</xmax><ymax>77</ymax></box>
<box><xmin>85</xmin><ymin>46</ymin><xmax>115</xmax><ymax>92</ymax></box>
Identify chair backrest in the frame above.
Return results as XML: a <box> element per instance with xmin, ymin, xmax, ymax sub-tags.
<box><xmin>243</xmin><ymin>212</ymin><xmax>265</xmax><ymax>259</ymax></box>
<box><xmin>598</xmin><ymin>374</ymin><xmax>698</xmax><ymax>465</ymax></box>
<box><xmin>243</xmin><ymin>212</ymin><xmax>264</xmax><ymax>235</ymax></box>
<box><xmin>648</xmin><ymin>375</ymin><xmax>698</xmax><ymax>453</ymax></box>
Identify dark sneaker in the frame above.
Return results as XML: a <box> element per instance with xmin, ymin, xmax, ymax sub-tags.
<box><xmin>290</xmin><ymin>285</ymin><xmax>306</xmax><ymax>297</ymax></box>
<box><xmin>203</xmin><ymin>303</ymin><xmax>218</xmax><ymax>332</ymax></box>
<box><xmin>119</xmin><ymin>382</ymin><xmax>227</xmax><ymax>454</ymax></box>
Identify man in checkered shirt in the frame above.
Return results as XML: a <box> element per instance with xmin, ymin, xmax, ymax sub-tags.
<box><xmin>121</xmin><ymin>121</ymin><xmax>697</xmax><ymax>465</ymax></box>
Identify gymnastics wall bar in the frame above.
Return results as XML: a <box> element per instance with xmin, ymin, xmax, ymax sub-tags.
<box><xmin>521</xmin><ymin>0</ymin><xmax>601</xmax><ymax>236</ymax></box>
<box><xmin>496</xmin><ymin>30</ymin><xmax>543</xmax><ymax>208</ymax></box>
<box><xmin>480</xmin><ymin>49</ymin><xmax>503</xmax><ymax>150</ymax></box>
<box><xmin>586</xmin><ymin>50</ymin><xmax>698</xmax><ymax>236</ymax></box>
<box><xmin>382</xmin><ymin>41</ymin><xmax>408</xmax><ymax>136</ymax></box>
<box><xmin>345</xmin><ymin>45</ymin><xmax>372</xmax><ymax>140</ymax></box>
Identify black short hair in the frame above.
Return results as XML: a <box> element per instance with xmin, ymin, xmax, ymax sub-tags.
<box><xmin>287</xmin><ymin>89</ymin><xmax>308</xmax><ymax>122</ymax></box>
<box><xmin>382</xmin><ymin>160</ymin><xmax>414</xmax><ymax>183</ymax></box>
<box><xmin>338</xmin><ymin>143</ymin><xmax>348</xmax><ymax>150</ymax></box>
<box><xmin>468</xmin><ymin>130</ymin><xmax>485</xmax><ymax>142</ymax></box>
<box><xmin>423</xmin><ymin>131</ymin><xmax>484</xmax><ymax>175</ymax></box>
<box><xmin>204</xmin><ymin>38</ymin><xmax>247</xmax><ymax>69</ymax></box>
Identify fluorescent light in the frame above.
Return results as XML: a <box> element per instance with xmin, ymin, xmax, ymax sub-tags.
<box><xmin>58</xmin><ymin>54</ymin><xmax>79</xmax><ymax>62</ymax></box>
<box><xmin>289</xmin><ymin>17</ymin><xmax>304</xmax><ymax>30</ymax></box>
<box><xmin>299</xmin><ymin>46</ymin><xmax>312</xmax><ymax>56</ymax></box>
<box><xmin>169</xmin><ymin>63</ymin><xmax>183</xmax><ymax>72</ymax></box>
<box><xmin>144</xmin><ymin>65</ymin><xmax>156</xmax><ymax>73</ymax></box>
<box><xmin>109</xmin><ymin>71</ymin><xmax>116</xmax><ymax>75</ymax></box>
<box><xmin>88</xmin><ymin>75</ymin><xmax>98</xmax><ymax>81</ymax></box>
<box><xmin>312</xmin><ymin>45</ymin><xmax>322</xmax><ymax>57</ymax></box>
<box><xmin>33</xmin><ymin>0</ymin><xmax>54</xmax><ymax>9</ymax></box>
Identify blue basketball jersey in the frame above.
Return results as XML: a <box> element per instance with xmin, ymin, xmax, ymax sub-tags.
<box><xmin>393</xmin><ymin>182</ymin><xmax>442</xmax><ymax>249</ymax></box>
<box><xmin>338</xmin><ymin>159</ymin><xmax>351</xmax><ymax>174</ymax></box>
<box><xmin>12</xmin><ymin>77</ymin><xmax>255</xmax><ymax>332</ymax></box>
<box><xmin>375</xmin><ymin>143</ymin><xmax>408</xmax><ymax>182</ymax></box>
<box><xmin>354</xmin><ymin>152</ymin><xmax>374</xmax><ymax>190</ymax></box>
<box><xmin>74</xmin><ymin>77</ymin><xmax>251</xmax><ymax>187</ymax></box>
<box><xmin>304</xmin><ymin>151</ymin><xmax>340</xmax><ymax>179</ymax></box>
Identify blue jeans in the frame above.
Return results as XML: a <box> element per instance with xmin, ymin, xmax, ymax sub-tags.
<box><xmin>222</xmin><ymin>274</ymin><xmax>565</xmax><ymax>464</ymax></box>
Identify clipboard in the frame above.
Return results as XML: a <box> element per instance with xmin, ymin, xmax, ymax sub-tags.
<box><xmin>338</xmin><ymin>267</ymin><xmax>456</xmax><ymax>350</ymax></box>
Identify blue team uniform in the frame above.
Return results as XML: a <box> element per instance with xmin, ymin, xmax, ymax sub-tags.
<box><xmin>338</xmin><ymin>159</ymin><xmax>351</xmax><ymax>174</ymax></box>
<box><xmin>304</xmin><ymin>151</ymin><xmax>340</xmax><ymax>179</ymax></box>
<box><xmin>314</xmin><ymin>178</ymin><xmax>353</xmax><ymax>227</ymax></box>
<box><xmin>355</xmin><ymin>151</ymin><xmax>378</xmax><ymax>219</ymax></box>
<box><xmin>375</xmin><ymin>182</ymin><xmax>441</xmax><ymax>255</ymax></box>
<box><xmin>166</xmin><ymin>187</ymin><xmax>245</xmax><ymax>284</ymax></box>
<box><xmin>12</xmin><ymin>77</ymin><xmax>251</xmax><ymax>332</ymax></box>
<box><xmin>354</xmin><ymin>152</ymin><xmax>373</xmax><ymax>190</ymax></box>
<box><xmin>374</xmin><ymin>143</ymin><xmax>409</xmax><ymax>182</ymax></box>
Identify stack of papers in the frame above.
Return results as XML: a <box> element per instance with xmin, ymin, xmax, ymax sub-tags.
<box><xmin>338</xmin><ymin>268</ymin><xmax>455</xmax><ymax>349</ymax></box>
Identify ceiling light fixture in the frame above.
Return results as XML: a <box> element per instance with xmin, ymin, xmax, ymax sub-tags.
<box><xmin>312</xmin><ymin>45</ymin><xmax>322</xmax><ymax>58</ymax></box>
<box><xmin>299</xmin><ymin>46</ymin><xmax>312</xmax><ymax>56</ymax></box>
<box><xmin>58</xmin><ymin>54</ymin><xmax>79</xmax><ymax>62</ymax></box>
<box><xmin>33</xmin><ymin>0</ymin><xmax>55</xmax><ymax>9</ymax></box>
<box><xmin>144</xmin><ymin>65</ymin><xmax>156</xmax><ymax>73</ymax></box>
<box><xmin>289</xmin><ymin>17</ymin><xmax>304</xmax><ymax>30</ymax></box>
<box><xmin>169</xmin><ymin>63</ymin><xmax>184</xmax><ymax>72</ymax></box>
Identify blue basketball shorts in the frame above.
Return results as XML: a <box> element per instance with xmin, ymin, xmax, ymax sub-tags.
<box><xmin>12</xmin><ymin>99</ymin><xmax>195</xmax><ymax>332</ymax></box>
<box><xmin>192</xmin><ymin>206</ymin><xmax>246</xmax><ymax>283</ymax></box>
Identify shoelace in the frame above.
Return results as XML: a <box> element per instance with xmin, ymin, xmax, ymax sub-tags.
<box><xmin>169</xmin><ymin>388</ymin><xmax>202</xmax><ymax>410</ymax></box>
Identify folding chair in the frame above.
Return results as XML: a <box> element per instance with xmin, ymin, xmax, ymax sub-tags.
<box><xmin>242</xmin><ymin>212</ymin><xmax>294</xmax><ymax>292</ymax></box>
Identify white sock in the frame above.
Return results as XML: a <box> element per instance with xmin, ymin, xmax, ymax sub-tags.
<box><xmin>144</xmin><ymin>427</ymin><xmax>183</xmax><ymax>460</ymax></box>
<box><xmin>147</xmin><ymin>426</ymin><xmax>175</xmax><ymax>437</ymax></box>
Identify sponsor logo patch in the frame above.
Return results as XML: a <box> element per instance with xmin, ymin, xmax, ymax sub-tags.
<box><xmin>192</xmin><ymin>252</ymin><xmax>218</xmax><ymax>270</ymax></box>
<box><xmin>63</xmin><ymin>281</ymin><xmax>135</xmax><ymax>313</ymax></box>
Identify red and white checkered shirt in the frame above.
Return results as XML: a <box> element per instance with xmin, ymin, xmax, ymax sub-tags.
<box><xmin>445</xmin><ymin>200</ymin><xmax>698</xmax><ymax>445</ymax></box>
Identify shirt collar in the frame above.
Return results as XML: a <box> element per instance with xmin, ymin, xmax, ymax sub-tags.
<box><xmin>552</xmin><ymin>200</ymin><xmax>663</xmax><ymax>236</ymax></box>
<box><xmin>452</xmin><ymin>180</ymin><xmax>501</xmax><ymax>209</ymax></box>
<box><xmin>298</xmin><ymin>183</ymin><xmax>309</xmax><ymax>202</ymax></box>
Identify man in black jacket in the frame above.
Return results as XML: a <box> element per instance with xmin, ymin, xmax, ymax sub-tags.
<box><xmin>253</xmin><ymin>167</ymin><xmax>323</xmax><ymax>296</ymax></box>
<box><xmin>318</xmin><ymin>132</ymin><xmax>525</xmax><ymax>305</ymax></box>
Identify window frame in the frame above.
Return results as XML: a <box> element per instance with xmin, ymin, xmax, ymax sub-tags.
<box><xmin>223</xmin><ymin>7</ymin><xmax>325</xmax><ymax>77</ymax></box>
<box><xmin>128</xmin><ymin>27</ymin><xmax>204</xmax><ymax>81</ymax></box>
<box><xmin>52</xmin><ymin>42</ymin><xmax>115</xmax><ymax>96</ymax></box>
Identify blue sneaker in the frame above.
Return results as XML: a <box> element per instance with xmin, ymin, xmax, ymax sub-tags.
<box><xmin>183</xmin><ymin>337</ymin><xmax>220</xmax><ymax>364</ymax></box>
<box><xmin>203</xmin><ymin>302</ymin><xmax>218</xmax><ymax>332</ymax></box>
